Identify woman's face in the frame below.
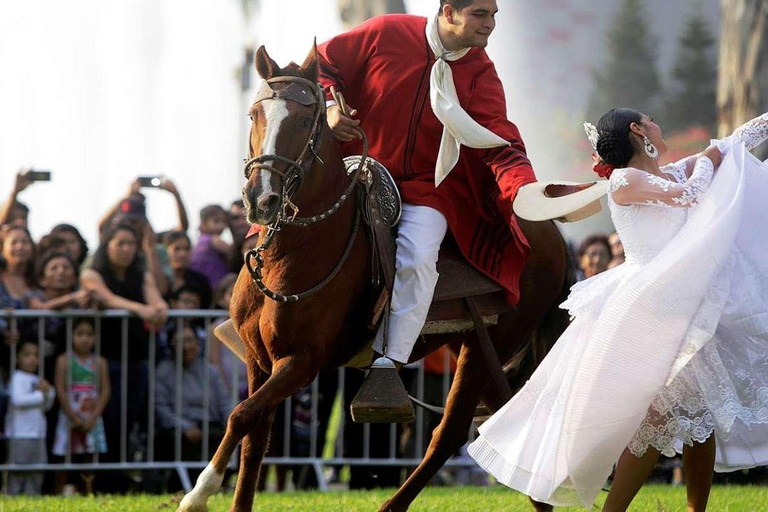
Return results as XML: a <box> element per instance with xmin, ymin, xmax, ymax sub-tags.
<box><xmin>580</xmin><ymin>242</ymin><xmax>611</xmax><ymax>278</ymax></box>
<box><xmin>107</xmin><ymin>229</ymin><xmax>138</xmax><ymax>270</ymax></box>
<box><xmin>167</xmin><ymin>238</ymin><xmax>191</xmax><ymax>270</ymax></box>
<box><xmin>41</xmin><ymin>255</ymin><xmax>77</xmax><ymax>293</ymax></box>
<box><xmin>609</xmin><ymin>233</ymin><xmax>624</xmax><ymax>259</ymax></box>
<box><xmin>56</xmin><ymin>230</ymin><xmax>84</xmax><ymax>262</ymax></box>
<box><xmin>176</xmin><ymin>326</ymin><xmax>200</xmax><ymax>367</ymax></box>
<box><xmin>2</xmin><ymin>229</ymin><xmax>33</xmax><ymax>266</ymax></box>
<box><xmin>641</xmin><ymin>115</ymin><xmax>668</xmax><ymax>157</ymax></box>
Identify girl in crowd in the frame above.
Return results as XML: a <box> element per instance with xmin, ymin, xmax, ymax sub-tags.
<box><xmin>52</xmin><ymin>317</ymin><xmax>109</xmax><ymax>494</ymax></box>
<box><xmin>4</xmin><ymin>340</ymin><xmax>56</xmax><ymax>495</ymax></box>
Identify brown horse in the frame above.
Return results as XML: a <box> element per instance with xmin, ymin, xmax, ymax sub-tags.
<box><xmin>178</xmin><ymin>44</ymin><xmax>571</xmax><ymax>512</ymax></box>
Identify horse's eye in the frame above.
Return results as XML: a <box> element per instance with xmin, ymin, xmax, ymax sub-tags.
<box><xmin>301</xmin><ymin>117</ymin><xmax>312</xmax><ymax>128</ymax></box>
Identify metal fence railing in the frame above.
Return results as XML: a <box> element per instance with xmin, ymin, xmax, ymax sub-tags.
<box><xmin>0</xmin><ymin>309</ymin><xmax>478</xmax><ymax>492</ymax></box>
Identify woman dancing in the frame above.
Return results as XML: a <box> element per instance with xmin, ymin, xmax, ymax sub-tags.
<box><xmin>469</xmin><ymin>108</ymin><xmax>768</xmax><ymax>511</ymax></box>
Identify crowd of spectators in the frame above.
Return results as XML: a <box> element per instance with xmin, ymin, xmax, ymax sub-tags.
<box><xmin>0</xmin><ymin>170</ymin><xmax>251</xmax><ymax>494</ymax></box>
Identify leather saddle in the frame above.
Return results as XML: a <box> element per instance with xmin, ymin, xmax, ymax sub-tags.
<box><xmin>343</xmin><ymin>156</ymin><xmax>511</xmax><ymax>368</ymax></box>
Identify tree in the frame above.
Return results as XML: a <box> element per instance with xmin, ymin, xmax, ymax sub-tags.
<box><xmin>664</xmin><ymin>9</ymin><xmax>718</xmax><ymax>131</ymax></box>
<box><xmin>586</xmin><ymin>0</ymin><xmax>662</xmax><ymax>123</ymax></box>
<box><xmin>337</xmin><ymin>0</ymin><xmax>406</xmax><ymax>29</ymax></box>
<box><xmin>717</xmin><ymin>0</ymin><xmax>768</xmax><ymax>144</ymax></box>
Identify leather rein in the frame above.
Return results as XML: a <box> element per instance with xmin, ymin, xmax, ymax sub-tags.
<box><xmin>243</xmin><ymin>76</ymin><xmax>370</xmax><ymax>303</ymax></box>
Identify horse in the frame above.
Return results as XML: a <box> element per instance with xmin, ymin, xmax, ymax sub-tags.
<box><xmin>178</xmin><ymin>43</ymin><xmax>571</xmax><ymax>512</ymax></box>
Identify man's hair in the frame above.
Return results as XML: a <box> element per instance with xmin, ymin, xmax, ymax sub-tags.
<box><xmin>439</xmin><ymin>0</ymin><xmax>475</xmax><ymax>13</ymax></box>
<box><xmin>200</xmin><ymin>204</ymin><xmax>226</xmax><ymax>222</ymax></box>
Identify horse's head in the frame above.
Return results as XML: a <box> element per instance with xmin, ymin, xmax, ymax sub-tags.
<box><xmin>242</xmin><ymin>43</ymin><xmax>325</xmax><ymax>226</ymax></box>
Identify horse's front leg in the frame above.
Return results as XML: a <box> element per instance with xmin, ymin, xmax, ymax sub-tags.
<box><xmin>178</xmin><ymin>355</ymin><xmax>316</xmax><ymax>512</ymax></box>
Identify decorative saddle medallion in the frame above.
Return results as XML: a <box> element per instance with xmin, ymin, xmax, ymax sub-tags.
<box><xmin>344</xmin><ymin>155</ymin><xmax>402</xmax><ymax>228</ymax></box>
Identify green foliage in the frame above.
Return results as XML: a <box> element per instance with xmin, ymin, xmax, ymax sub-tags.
<box><xmin>664</xmin><ymin>7</ymin><xmax>718</xmax><ymax>131</ymax></box>
<box><xmin>2</xmin><ymin>485</ymin><xmax>768</xmax><ymax>511</ymax></box>
<box><xmin>587</xmin><ymin>0</ymin><xmax>662</xmax><ymax>123</ymax></box>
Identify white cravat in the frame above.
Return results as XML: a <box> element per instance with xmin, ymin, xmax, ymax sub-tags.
<box><xmin>426</xmin><ymin>14</ymin><xmax>509</xmax><ymax>187</ymax></box>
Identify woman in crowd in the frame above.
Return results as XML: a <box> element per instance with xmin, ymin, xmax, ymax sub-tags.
<box><xmin>576</xmin><ymin>234</ymin><xmax>612</xmax><ymax>280</ymax></box>
<box><xmin>80</xmin><ymin>223</ymin><xmax>167</xmax><ymax>480</ymax></box>
<box><xmin>163</xmin><ymin>230</ymin><xmax>212</xmax><ymax>307</ymax></box>
<box><xmin>0</xmin><ymin>226</ymin><xmax>38</xmax><ymax>368</ymax></box>
<box><xmin>49</xmin><ymin>224</ymin><xmax>89</xmax><ymax>269</ymax></box>
<box><xmin>154</xmin><ymin>323</ymin><xmax>231</xmax><ymax>490</ymax></box>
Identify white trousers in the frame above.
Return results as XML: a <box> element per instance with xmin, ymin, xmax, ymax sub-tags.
<box><xmin>373</xmin><ymin>204</ymin><xmax>448</xmax><ymax>363</ymax></box>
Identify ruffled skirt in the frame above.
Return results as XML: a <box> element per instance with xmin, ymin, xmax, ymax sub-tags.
<box><xmin>468</xmin><ymin>147</ymin><xmax>768</xmax><ymax>507</ymax></box>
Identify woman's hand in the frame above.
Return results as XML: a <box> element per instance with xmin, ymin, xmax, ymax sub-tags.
<box><xmin>327</xmin><ymin>105</ymin><xmax>361</xmax><ymax>142</ymax></box>
<box><xmin>71</xmin><ymin>289</ymin><xmax>93</xmax><ymax>309</ymax></box>
<box><xmin>701</xmin><ymin>146</ymin><xmax>723</xmax><ymax>169</ymax></box>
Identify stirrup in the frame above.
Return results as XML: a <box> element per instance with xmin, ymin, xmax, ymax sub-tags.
<box><xmin>350</xmin><ymin>357</ymin><xmax>415</xmax><ymax>423</ymax></box>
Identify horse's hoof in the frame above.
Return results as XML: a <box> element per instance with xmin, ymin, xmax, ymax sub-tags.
<box><xmin>177</xmin><ymin>494</ymin><xmax>207</xmax><ymax>512</ymax></box>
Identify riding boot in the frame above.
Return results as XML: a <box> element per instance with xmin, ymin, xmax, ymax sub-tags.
<box><xmin>350</xmin><ymin>357</ymin><xmax>415</xmax><ymax>423</ymax></box>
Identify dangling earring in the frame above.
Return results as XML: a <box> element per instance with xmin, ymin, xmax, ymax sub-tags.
<box><xmin>643</xmin><ymin>135</ymin><xmax>659</xmax><ymax>160</ymax></box>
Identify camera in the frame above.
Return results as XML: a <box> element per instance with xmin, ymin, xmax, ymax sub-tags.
<box><xmin>138</xmin><ymin>176</ymin><xmax>164</xmax><ymax>188</ymax></box>
<box><xmin>25</xmin><ymin>169</ymin><xmax>52</xmax><ymax>182</ymax></box>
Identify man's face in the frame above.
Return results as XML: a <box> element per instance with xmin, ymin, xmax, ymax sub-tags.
<box><xmin>450</xmin><ymin>0</ymin><xmax>498</xmax><ymax>49</ymax></box>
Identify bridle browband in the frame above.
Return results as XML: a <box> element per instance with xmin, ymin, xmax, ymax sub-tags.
<box><xmin>243</xmin><ymin>75</ymin><xmax>370</xmax><ymax>303</ymax></box>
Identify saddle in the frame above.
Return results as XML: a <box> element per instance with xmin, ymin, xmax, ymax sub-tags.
<box><xmin>343</xmin><ymin>156</ymin><xmax>511</xmax><ymax>368</ymax></box>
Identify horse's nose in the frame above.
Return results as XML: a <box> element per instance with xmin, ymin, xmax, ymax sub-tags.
<box><xmin>256</xmin><ymin>193</ymin><xmax>280</xmax><ymax>214</ymax></box>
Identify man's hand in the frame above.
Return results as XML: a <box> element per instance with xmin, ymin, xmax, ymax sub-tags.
<box><xmin>328</xmin><ymin>105</ymin><xmax>362</xmax><ymax>142</ymax></box>
<box><xmin>701</xmin><ymin>146</ymin><xmax>723</xmax><ymax>170</ymax></box>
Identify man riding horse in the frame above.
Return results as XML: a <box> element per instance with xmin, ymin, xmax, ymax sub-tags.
<box><xmin>319</xmin><ymin>0</ymin><xmax>547</xmax><ymax>391</ymax></box>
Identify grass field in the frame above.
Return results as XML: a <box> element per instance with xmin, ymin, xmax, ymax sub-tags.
<box><xmin>1</xmin><ymin>485</ymin><xmax>768</xmax><ymax>511</ymax></box>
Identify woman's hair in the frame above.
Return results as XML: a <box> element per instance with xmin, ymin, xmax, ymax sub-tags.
<box><xmin>51</xmin><ymin>224</ymin><xmax>89</xmax><ymax>266</ymax></box>
<box><xmin>0</xmin><ymin>225</ymin><xmax>37</xmax><ymax>287</ymax></box>
<box><xmin>578</xmin><ymin>234</ymin><xmax>612</xmax><ymax>259</ymax></box>
<box><xmin>90</xmin><ymin>223</ymin><xmax>145</xmax><ymax>282</ymax></box>
<box><xmin>595</xmin><ymin>108</ymin><xmax>644</xmax><ymax>168</ymax></box>
<box><xmin>162</xmin><ymin>230</ymin><xmax>191</xmax><ymax>247</ymax></box>
<box><xmin>35</xmin><ymin>250</ymin><xmax>78</xmax><ymax>284</ymax></box>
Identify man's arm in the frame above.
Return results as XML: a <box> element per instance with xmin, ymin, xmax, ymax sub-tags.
<box><xmin>468</xmin><ymin>64</ymin><xmax>537</xmax><ymax>203</ymax></box>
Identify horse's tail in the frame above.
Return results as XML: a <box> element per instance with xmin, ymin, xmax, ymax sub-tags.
<box><xmin>503</xmin><ymin>240</ymin><xmax>575</xmax><ymax>394</ymax></box>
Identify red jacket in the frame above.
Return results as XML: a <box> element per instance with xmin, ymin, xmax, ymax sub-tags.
<box><xmin>319</xmin><ymin>14</ymin><xmax>537</xmax><ymax>304</ymax></box>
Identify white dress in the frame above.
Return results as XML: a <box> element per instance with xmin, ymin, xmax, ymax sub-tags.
<box><xmin>468</xmin><ymin>113</ymin><xmax>768</xmax><ymax>508</ymax></box>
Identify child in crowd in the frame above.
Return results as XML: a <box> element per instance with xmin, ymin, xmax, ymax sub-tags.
<box><xmin>189</xmin><ymin>205</ymin><xmax>232</xmax><ymax>289</ymax></box>
<box><xmin>52</xmin><ymin>318</ymin><xmax>109</xmax><ymax>494</ymax></box>
<box><xmin>4</xmin><ymin>340</ymin><xmax>56</xmax><ymax>495</ymax></box>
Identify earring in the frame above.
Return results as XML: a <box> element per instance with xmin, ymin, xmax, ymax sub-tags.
<box><xmin>643</xmin><ymin>135</ymin><xmax>659</xmax><ymax>160</ymax></box>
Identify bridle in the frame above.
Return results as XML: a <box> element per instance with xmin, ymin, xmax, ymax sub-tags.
<box><xmin>243</xmin><ymin>75</ymin><xmax>369</xmax><ymax>303</ymax></box>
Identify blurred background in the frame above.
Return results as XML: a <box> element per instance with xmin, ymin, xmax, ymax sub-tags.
<box><xmin>0</xmin><ymin>0</ymin><xmax>766</xmax><ymax>247</ymax></box>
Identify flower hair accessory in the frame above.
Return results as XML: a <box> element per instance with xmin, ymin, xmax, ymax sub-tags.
<box><xmin>584</xmin><ymin>121</ymin><xmax>615</xmax><ymax>179</ymax></box>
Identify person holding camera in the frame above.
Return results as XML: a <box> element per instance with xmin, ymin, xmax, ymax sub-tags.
<box><xmin>0</xmin><ymin>168</ymin><xmax>51</xmax><ymax>229</ymax></box>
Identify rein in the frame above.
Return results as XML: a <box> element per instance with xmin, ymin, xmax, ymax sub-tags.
<box><xmin>244</xmin><ymin>77</ymin><xmax>370</xmax><ymax>303</ymax></box>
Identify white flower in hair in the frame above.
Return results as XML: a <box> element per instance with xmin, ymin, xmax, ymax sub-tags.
<box><xmin>583</xmin><ymin>122</ymin><xmax>599</xmax><ymax>151</ymax></box>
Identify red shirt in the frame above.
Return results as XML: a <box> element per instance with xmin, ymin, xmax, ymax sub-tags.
<box><xmin>319</xmin><ymin>14</ymin><xmax>537</xmax><ymax>304</ymax></box>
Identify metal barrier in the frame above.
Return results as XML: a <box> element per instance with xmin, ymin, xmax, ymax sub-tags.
<box><xmin>0</xmin><ymin>309</ymin><xmax>480</xmax><ymax>492</ymax></box>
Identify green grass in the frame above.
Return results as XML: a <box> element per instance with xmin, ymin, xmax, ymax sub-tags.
<box><xmin>2</xmin><ymin>486</ymin><xmax>768</xmax><ymax>511</ymax></box>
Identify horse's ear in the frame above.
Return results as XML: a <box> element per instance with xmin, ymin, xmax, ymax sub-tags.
<box><xmin>255</xmin><ymin>45</ymin><xmax>279</xmax><ymax>80</ymax></box>
<box><xmin>300</xmin><ymin>39</ymin><xmax>319</xmax><ymax>82</ymax></box>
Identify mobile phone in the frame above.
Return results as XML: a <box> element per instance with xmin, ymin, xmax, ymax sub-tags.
<box><xmin>25</xmin><ymin>169</ymin><xmax>52</xmax><ymax>181</ymax></box>
<box><xmin>138</xmin><ymin>176</ymin><xmax>163</xmax><ymax>188</ymax></box>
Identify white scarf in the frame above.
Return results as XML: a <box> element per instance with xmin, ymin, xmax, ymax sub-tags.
<box><xmin>426</xmin><ymin>14</ymin><xmax>509</xmax><ymax>187</ymax></box>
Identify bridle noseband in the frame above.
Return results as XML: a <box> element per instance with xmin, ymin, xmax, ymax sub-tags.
<box><xmin>243</xmin><ymin>75</ymin><xmax>370</xmax><ymax>303</ymax></box>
